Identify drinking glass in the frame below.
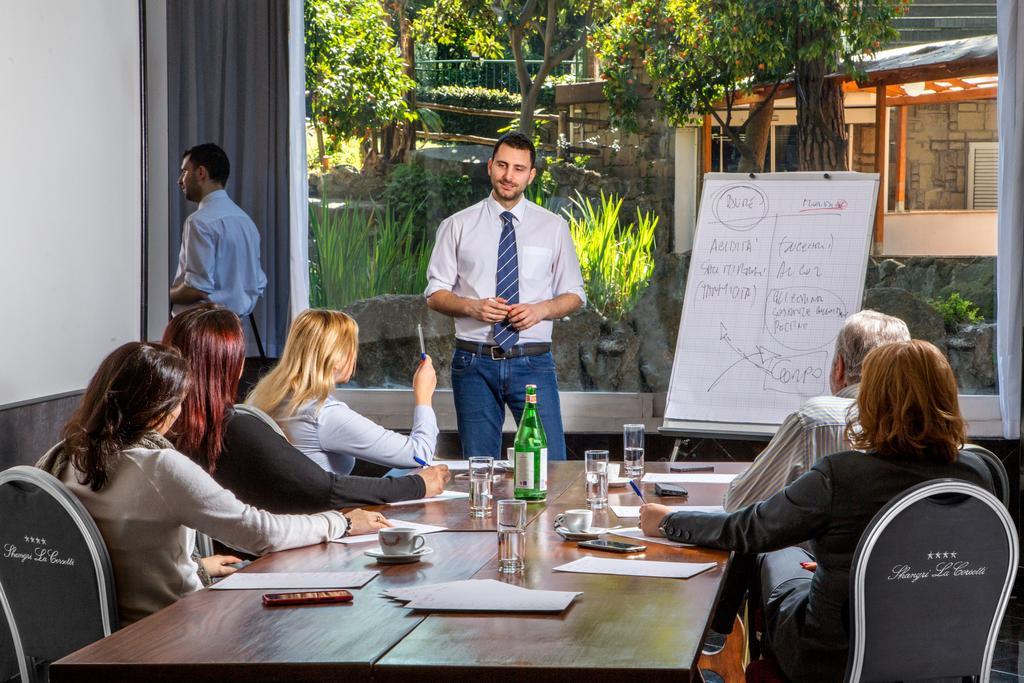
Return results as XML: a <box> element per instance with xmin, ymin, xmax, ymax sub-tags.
<box><xmin>469</xmin><ymin>456</ymin><xmax>493</xmax><ymax>517</ymax></box>
<box><xmin>497</xmin><ymin>499</ymin><xmax>526</xmax><ymax>573</ymax></box>
<box><xmin>584</xmin><ymin>450</ymin><xmax>609</xmax><ymax>510</ymax></box>
<box><xmin>623</xmin><ymin>424</ymin><xmax>645</xmax><ymax>478</ymax></box>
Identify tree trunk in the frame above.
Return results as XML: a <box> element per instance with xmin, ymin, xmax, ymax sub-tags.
<box><xmin>519</xmin><ymin>82</ymin><xmax>540</xmax><ymax>138</ymax></box>
<box><xmin>795</xmin><ymin>57</ymin><xmax>848</xmax><ymax>171</ymax></box>
<box><xmin>737</xmin><ymin>96</ymin><xmax>774</xmax><ymax>173</ymax></box>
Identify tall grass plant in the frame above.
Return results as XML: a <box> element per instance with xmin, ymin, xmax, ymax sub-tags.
<box><xmin>567</xmin><ymin>191</ymin><xmax>657</xmax><ymax>322</ymax></box>
<box><xmin>309</xmin><ymin>202</ymin><xmax>432</xmax><ymax>309</ymax></box>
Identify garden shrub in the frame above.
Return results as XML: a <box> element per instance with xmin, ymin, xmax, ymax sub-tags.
<box><xmin>416</xmin><ymin>84</ymin><xmax>558</xmax><ymax>138</ymax></box>
<box><xmin>381</xmin><ymin>163</ymin><xmax>473</xmax><ymax>233</ymax></box>
<box><xmin>930</xmin><ymin>292</ymin><xmax>983</xmax><ymax>331</ymax></box>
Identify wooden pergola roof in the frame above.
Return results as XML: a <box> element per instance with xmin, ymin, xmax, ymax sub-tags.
<box><xmin>734</xmin><ymin>34</ymin><xmax>998</xmax><ymax>106</ymax></box>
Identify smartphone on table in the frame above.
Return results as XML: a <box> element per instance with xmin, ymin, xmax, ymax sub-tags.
<box><xmin>577</xmin><ymin>540</ymin><xmax>647</xmax><ymax>553</ymax></box>
<box><xmin>262</xmin><ymin>589</ymin><xmax>353</xmax><ymax>607</ymax></box>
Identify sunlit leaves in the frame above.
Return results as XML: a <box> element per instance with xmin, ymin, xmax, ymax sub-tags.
<box><xmin>595</xmin><ymin>0</ymin><xmax>906</xmax><ymax>131</ymax></box>
<box><xmin>305</xmin><ymin>0</ymin><xmax>416</xmax><ymax>140</ymax></box>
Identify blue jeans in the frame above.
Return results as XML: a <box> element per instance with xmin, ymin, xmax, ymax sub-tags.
<box><xmin>450</xmin><ymin>348</ymin><xmax>566</xmax><ymax>461</ymax></box>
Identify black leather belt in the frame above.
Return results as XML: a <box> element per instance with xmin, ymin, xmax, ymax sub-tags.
<box><xmin>455</xmin><ymin>339</ymin><xmax>551</xmax><ymax>360</ymax></box>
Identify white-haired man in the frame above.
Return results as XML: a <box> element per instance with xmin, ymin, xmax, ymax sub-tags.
<box><xmin>723</xmin><ymin>309</ymin><xmax>911</xmax><ymax>511</ymax></box>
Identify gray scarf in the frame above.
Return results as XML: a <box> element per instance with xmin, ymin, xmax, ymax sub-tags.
<box><xmin>36</xmin><ymin>430</ymin><xmax>175</xmax><ymax>478</ymax></box>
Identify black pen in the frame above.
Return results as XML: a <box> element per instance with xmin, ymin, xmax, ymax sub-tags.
<box><xmin>669</xmin><ymin>464</ymin><xmax>715</xmax><ymax>473</ymax></box>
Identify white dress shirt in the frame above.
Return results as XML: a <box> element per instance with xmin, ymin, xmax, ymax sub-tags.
<box><xmin>172</xmin><ymin>189</ymin><xmax>267</xmax><ymax>316</ymax></box>
<box><xmin>424</xmin><ymin>195</ymin><xmax>586</xmax><ymax>344</ymax></box>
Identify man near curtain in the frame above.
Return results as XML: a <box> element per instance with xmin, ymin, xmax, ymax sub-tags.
<box><xmin>170</xmin><ymin>143</ymin><xmax>267</xmax><ymax>323</ymax></box>
<box><xmin>425</xmin><ymin>132</ymin><xmax>585</xmax><ymax>461</ymax></box>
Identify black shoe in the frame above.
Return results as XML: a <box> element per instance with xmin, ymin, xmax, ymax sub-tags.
<box><xmin>701</xmin><ymin>630</ymin><xmax>727</xmax><ymax>656</ymax></box>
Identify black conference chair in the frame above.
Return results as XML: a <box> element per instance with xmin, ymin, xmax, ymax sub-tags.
<box><xmin>844</xmin><ymin>479</ymin><xmax>1017</xmax><ymax>682</ymax></box>
<box><xmin>0</xmin><ymin>466</ymin><xmax>119</xmax><ymax>682</ymax></box>
<box><xmin>961</xmin><ymin>444</ymin><xmax>1010</xmax><ymax>508</ymax></box>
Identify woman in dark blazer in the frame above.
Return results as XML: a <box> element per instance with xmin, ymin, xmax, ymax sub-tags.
<box><xmin>640</xmin><ymin>340</ymin><xmax>993</xmax><ymax>682</ymax></box>
<box><xmin>162</xmin><ymin>305</ymin><xmax>451</xmax><ymax>512</ymax></box>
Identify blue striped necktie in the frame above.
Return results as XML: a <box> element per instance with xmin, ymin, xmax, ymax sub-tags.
<box><xmin>493</xmin><ymin>210</ymin><xmax>520</xmax><ymax>352</ymax></box>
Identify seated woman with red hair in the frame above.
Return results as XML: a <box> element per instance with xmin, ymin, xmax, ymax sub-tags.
<box><xmin>162</xmin><ymin>304</ymin><xmax>450</xmax><ymax>511</ymax></box>
<box><xmin>640</xmin><ymin>340</ymin><xmax>993</xmax><ymax>682</ymax></box>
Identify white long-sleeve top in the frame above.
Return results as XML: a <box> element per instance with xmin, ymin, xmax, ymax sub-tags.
<box><xmin>279</xmin><ymin>397</ymin><xmax>438</xmax><ymax>475</ymax></box>
<box><xmin>57</xmin><ymin>446</ymin><xmax>347</xmax><ymax>625</ymax></box>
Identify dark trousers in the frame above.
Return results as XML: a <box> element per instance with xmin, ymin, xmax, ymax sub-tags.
<box><xmin>709</xmin><ymin>546</ymin><xmax>813</xmax><ymax>635</ymax></box>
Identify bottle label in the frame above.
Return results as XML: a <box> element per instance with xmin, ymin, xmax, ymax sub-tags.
<box><xmin>515</xmin><ymin>448</ymin><xmax>547</xmax><ymax>491</ymax></box>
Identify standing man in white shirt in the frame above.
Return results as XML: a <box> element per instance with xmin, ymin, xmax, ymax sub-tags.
<box><xmin>425</xmin><ymin>132</ymin><xmax>586</xmax><ymax>460</ymax></box>
<box><xmin>170</xmin><ymin>143</ymin><xmax>267</xmax><ymax>331</ymax></box>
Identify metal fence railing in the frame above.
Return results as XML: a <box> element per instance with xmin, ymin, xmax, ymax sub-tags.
<box><xmin>415</xmin><ymin>59</ymin><xmax>581</xmax><ymax>92</ymax></box>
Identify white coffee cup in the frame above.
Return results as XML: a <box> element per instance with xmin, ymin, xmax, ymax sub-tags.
<box><xmin>379</xmin><ymin>527</ymin><xmax>426</xmax><ymax>556</ymax></box>
<box><xmin>554</xmin><ymin>509</ymin><xmax>593</xmax><ymax>533</ymax></box>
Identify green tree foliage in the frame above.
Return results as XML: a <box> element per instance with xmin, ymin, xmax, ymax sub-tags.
<box><xmin>596</xmin><ymin>0</ymin><xmax>907</xmax><ymax>171</ymax></box>
<box><xmin>305</xmin><ymin>0</ymin><xmax>416</xmax><ymax>168</ymax></box>
<box><xmin>412</xmin><ymin>0</ymin><xmax>611</xmax><ymax>135</ymax></box>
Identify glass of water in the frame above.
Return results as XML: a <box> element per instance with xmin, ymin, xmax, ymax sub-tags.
<box><xmin>623</xmin><ymin>423</ymin><xmax>645</xmax><ymax>478</ymax></box>
<box><xmin>497</xmin><ymin>499</ymin><xmax>526</xmax><ymax>573</ymax></box>
<box><xmin>469</xmin><ymin>456</ymin><xmax>493</xmax><ymax>517</ymax></box>
<box><xmin>584</xmin><ymin>450</ymin><xmax>609</xmax><ymax>510</ymax></box>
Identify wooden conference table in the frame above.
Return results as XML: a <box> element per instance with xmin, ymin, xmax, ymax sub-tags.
<box><xmin>52</xmin><ymin>461</ymin><xmax>746</xmax><ymax>683</ymax></box>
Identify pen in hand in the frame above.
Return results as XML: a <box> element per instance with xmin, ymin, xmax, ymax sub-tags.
<box><xmin>629</xmin><ymin>479</ymin><xmax>647</xmax><ymax>503</ymax></box>
<box><xmin>413</xmin><ymin>456</ymin><xmax>428</xmax><ymax>467</ymax></box>
<box><xmin>416</xmin><ymin>323</ymin><xmax>426</xmax><ymax>361</ymax></box>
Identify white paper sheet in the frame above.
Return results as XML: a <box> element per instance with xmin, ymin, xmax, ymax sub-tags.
<box><xmin>386</xmin><ymin>490</ymin><xmax>469</xmax><ymax>506</ymax></box>
<box><xmin>553</xmin><ymin>556</ymin><xmax>717</xmax><ymax>579</ymax></box>
<box><xmin>210</xmin><ymin>571</ymin><xmax>378</xmax><ymax>590</ymax></box>
<box><xmin>332</xmin><ymin>520</ymin><xmax>448</xmax><ymax>545</ymax></box>
<box><xmin>641</xmin><ymin>472</ymin><xmax>739</xmax><ymax>484</ymax></box>
<box><xmin>608</xmin><ymin>527</ymin><xmax>693</xmax><ymax>547</ymax></box>
<box><xmin>610</xmin><ymin>505</ymin><xmax>724</xmax><ymax>518</ymax></box>
<box><xmin>606</xmin><ymin>463</ymin><xmax>630</xmax><ymax>487</ymax></box>
<box><xmin>384</xmin><ymin>579</ymin><xmax>579</xmax><ymax>613</ymax></box>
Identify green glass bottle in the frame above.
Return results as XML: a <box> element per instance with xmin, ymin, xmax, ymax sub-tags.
<box><xmin>514</xmin><ymin>384</ymin><xmax>548</xmax><ymax>501</ymax></box>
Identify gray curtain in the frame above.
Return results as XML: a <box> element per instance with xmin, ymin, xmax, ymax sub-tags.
<box><xmin>997</xmin><ymin>0</ymin><xmax>1022</xmax><ymax>438</ymax></box>
<box><xmin>166</xmin><ymin>0</ymin><xmax>290</xmax><ymax>356</ymax></box>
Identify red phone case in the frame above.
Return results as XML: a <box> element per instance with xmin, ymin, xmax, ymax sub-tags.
<box><xmin>262</xmin><ymin>590</ymin><xmax>353</xmax><ymax>606</ymax></box>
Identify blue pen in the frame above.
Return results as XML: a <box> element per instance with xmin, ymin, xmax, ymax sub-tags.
<box><xmin>629</xmin><ymin>479</ymin><xmax>646</xmax><ymax>503</ymax></box>
<box><xmin>413</xmin><ymin>456</ymin><xmax>428</xmax><ymax>467</ymax></box>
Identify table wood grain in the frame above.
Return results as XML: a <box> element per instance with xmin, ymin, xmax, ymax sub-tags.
<box><xmin>51</xmin><ymin>461</ymin><xmax>744</xmax><ymax>683</ymax></box>
<box><xmin>374</xmin><ymin>463</ymin><xmax>738</xmax><ymax>683</ymax></box>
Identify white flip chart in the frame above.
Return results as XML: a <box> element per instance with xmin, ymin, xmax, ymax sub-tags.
<box><xmin>664</xmin><ymin>172</ymin><xmax>878</xmax><ymax>430</ymax></box>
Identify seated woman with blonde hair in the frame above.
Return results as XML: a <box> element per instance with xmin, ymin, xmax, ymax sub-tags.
<box><xmin>163</xmin><ymin>304</ymin><xmax>449</xmax><ymax>509</ymax></box>
<box><xmin>247</xmin><ymin>309</ymin><xmax>438</xmax><ymax>475</ymax></box>
<box><xmin>639</xmin><ymin>340</ymin><xmax>993</xmax><ymax>682</ymax></box>
<box><xmin>38</xmin><ymin>342</ymin><xmax>390</xmax><ymax>625</ymax></box>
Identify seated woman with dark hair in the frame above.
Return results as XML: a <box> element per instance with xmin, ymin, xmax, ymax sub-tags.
<box><xmin>38</xmin><ymin>342</ymin><xmax>390</xmax><ymax>625</ymax></box>
<box><xmin>639</xmin><ymin>340</ymin><xmax>993</xmax><ymax>682</ymax></box>
<box><xmin>161</xmin><ymin>304</ymin><xmax>450</xmax><ymax>511</ymax></box>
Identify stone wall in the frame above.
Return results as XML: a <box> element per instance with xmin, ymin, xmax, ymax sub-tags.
<box><xmin>344</xmin><ymin>255</ymin><xmax>997</xmax><ymax>395</ymax></box>
<box><xmin>904</xmin><ymin>100</ymin><xmax>998</xmax><ymax>210</ymax></box>
<box><xmin>849</xmin><ymin>101</ymin><xmax>998</xmax><ymax>212</ymax></box>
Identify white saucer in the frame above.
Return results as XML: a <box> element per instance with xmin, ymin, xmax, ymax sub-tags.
<box><xmin>365</xmin><ymin>546</ymin><xmax>434</xmax><ymax>564</ymax></box>
<box><xmin>555</xmin><ymin>526</ymin><xmax>605</xmax><ymax>541</ymax></box>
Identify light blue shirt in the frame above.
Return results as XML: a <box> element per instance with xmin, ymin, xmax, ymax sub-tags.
<box><xmin>278</xmin><ymin>397</ymin><xmax>439</xmax><ymax>475</ymax></box>
<box><xmin>172</xmin><ymin>189</ymin><xmax>267</xmax><ymax>316</ymax></box>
